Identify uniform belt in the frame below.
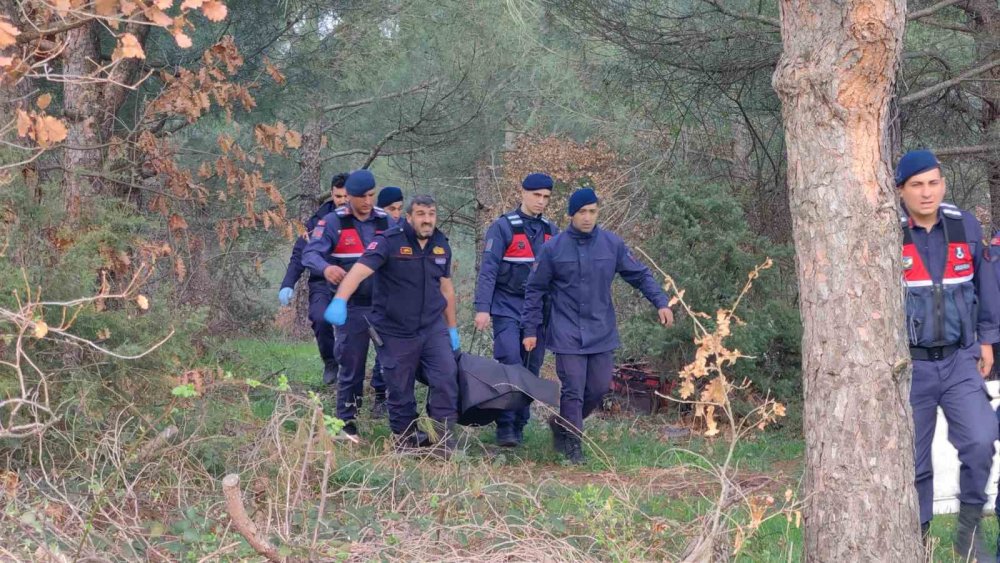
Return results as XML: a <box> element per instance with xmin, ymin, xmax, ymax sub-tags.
<box><xmin>909</xmin><ymin>344</ymin><xmax>960</xmax><ymax>361</ymax></box>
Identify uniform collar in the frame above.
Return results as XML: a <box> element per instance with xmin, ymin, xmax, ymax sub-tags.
<box><xmin>567</xmin><ymin>224</ymin><xmax>597</xmax><ymax>239</ymax></box>
<box><xmin>513</xmin><ymin>207</ymin><xmax>544</xmax><ymax>221</ymax></box>
<box><xmin>900</xmin><ymin>203</ymin><xmax>942</xmax><ymax>232</ymax></box>
<box><xmin>345</xmin><ymin>203</ymin><xmax>378</xmax><ymax>223</ymax></box>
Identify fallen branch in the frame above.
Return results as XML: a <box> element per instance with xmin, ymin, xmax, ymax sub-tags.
<box><xmin>134</xmin><ymin>425</ymin><xmax>178</xmax><ymax>462</ymax></box>
<box><xmin>221</xmin><ymin>474</ymin><xmax>285</xmax><ymax>562</ymax></box>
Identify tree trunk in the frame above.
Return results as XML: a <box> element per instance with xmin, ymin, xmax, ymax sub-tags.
<box><xmin>772</xmin><ymin>1</ymin><xmax>921</xmax><ymax>561</ymax></box>
<box><xmin>966</xmin><ymin>1</ymin><xmax>1000</xmax><ymax>231</ymax></box>
<box><xmin>62</xmin><ymin>22</ymin><xmax>104</xmax><ymax>222</ymax></box>
<box><xmin>291</xmin><ymin>117</ymin><xmax>327</xmax><ymax>338</ymax></box>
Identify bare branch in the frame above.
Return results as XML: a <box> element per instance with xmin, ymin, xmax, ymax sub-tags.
<box><xmin>322</xmin><ymin>79</ymin><xmax>440</xmax><ymax>113</ymax></box>
<box><xmin>907</xmin><ymin>0</ymin><xmax>964</xmax><ymax>20</ymax></box>
<box><xmin>901</xmin><ymin>58</ymin><xmax>1000</xmax><ymax>105</ymax></box>
<box><xmin>221</xmin><ymin>474</ymin><xmax>285</xmax><ymax>563</ymax></box>
<box><xmin>697</xmin><ymin>0</ymin><xmax>779</xmax><ymax>28</ymax></box>
<box><xmin>934</xmin><ymin>144</ymin><xmax>1000</xmax><ymax>157</ymax></box>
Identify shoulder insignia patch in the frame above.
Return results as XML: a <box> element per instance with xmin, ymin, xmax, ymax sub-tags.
<box><xmin>433</xmin><ymin>246</ymin><xmax>446</xmax><ymax>255</ymax></box>
<box><xmin>367</xmin><ymin>241</ymin><xmax>378</xmax><ymax>250</ymax></box>
<box><xmin>400</xmin><ymin>246</ymin><xmax>413</xmax><ymax>255</ymax></box>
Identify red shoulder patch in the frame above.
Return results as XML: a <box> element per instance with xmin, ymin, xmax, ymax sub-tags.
<box><xmin>992</xmin><ymin>235</ymin><xmax>1000</xmax><ymax>246</ymax></box>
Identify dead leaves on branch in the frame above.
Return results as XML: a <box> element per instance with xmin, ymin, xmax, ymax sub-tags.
<box><xmin>15</xmin><ymin>108</ymin><xmax>67</xmax><ymax>148</ymax></box>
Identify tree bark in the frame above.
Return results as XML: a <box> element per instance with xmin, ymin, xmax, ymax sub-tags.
<box><xmin>61</xmin><ymin>22</ymin><xmax>104</xmax><ymax>222</ymax></box>
<box><xmin>772</xmin><ymin>1</ymin><xmax>921</xmax><ymax>561</ymax></box>
<box><xmin>291</xmin><ymin>117</ymin><xmax>328</xmax><ymax>338</ymax></box>
<box><xmin>964</xmin><ymin>1</ymin><xmax>1000</xmax><ymax>230</ymax></box>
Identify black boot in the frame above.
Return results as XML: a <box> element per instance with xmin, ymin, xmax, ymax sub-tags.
<box><xmin>342</xmin><ymin>420</ymin><xmax>359</xmax><ymax>437</ymax></box>
<box><xmin>920</xmin><ymin>521</ymin><xmax>930</xmax><ymax>546</ymax></box>
<box><xmin>549</xmin><ymin>417</ymin><xmax>567</xmax><ymax>455</ymax></box>
<box><xmin>393</xmin><ymin>429</ymin><xmax>431</xmax><ymax>453</ymax></box>
<box><xmin>322</xmin><ymin>360</ymin><xmax>339</xmax><ymax>386</ymax></box>
<box><xmin>496</xmin><ymin>424</ymin><xmax>518</xmax><ymax>448</ymax></box>
<box><xmin>428</xmin><ymin>421</ymin><xmax>459</xmax><ymax>460</ymax></box>
<box><xmin>563</xmin><ymin>434</ymin><xmax>585</xmax><ymax>465</ymax></box>
<box><xmin>954</xmin><ymin>503</ymin><xmax>987</xmax><ymax>561</ymax></box>
<box><xmin>371</xmin><ymin>393</ymin><xmax>387</xmax><ymax>419</ymax></box>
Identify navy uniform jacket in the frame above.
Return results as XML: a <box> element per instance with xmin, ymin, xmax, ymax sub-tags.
<box><xmin>905</xmin><ymin>204</ymin><xmax>1000</xmax><ymax>346</ymax></box>
<box><xmin>522</xmin><ymin>225</ymin><xmax>669</xmax><ymax>355</ymax></box>
<box><xmin>357</xmin><ymin>221</ymin><xmax>453</xmax><ymax>338</ymax></box>
<box><xmin>301</xmin><ymin>205</ymin><xmax>390</xmax><ymax>304</ymax></box>
<box><xmin>474</xmin><ymin>209</ymin><xmax>557</xmax><ymax>320</ymax></box>
<box><xmin>280</xmin><ymin>200</ymin><xmax>338</xmax><ymax>289</ymax></box>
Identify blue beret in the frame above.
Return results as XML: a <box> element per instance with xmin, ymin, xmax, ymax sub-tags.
<box><xmin>896</xmin><ymin>150</ymin><xmax>940</xmax><ymax>187</ymax></box>
<box><xmin>568</xmin><ymin>187</ymin><xmax>598</xmax><ymax>216</ymax></box>
<box><xmin>345</xmin><ymin>169</ymin><xmax>376</xmax><ymax>196</ymax></box>
<box><xmin>522</xmin><ymin>173</ymin><xmax>554</xmax><ymax>191</ymax></box>
<box><xmin>377</xmin><ymin>186</ymin><xmax>403</xmax><ymax>208</ymax></box>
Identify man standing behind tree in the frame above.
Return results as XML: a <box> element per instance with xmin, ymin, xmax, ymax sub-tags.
<box><xmin>302</xmin><ymin>170</ymin><xmax>391</xmax><ymax>438</ymax></box>
<box><xmin>895</xmin><ymin>150</ymin><xmax>999</xmax><ymax>559</ymax></box>
<box><xmin>474</xmin><ymin>173</ymin><xmax>557</xmax><ymax>447</ymax></box>
<box><xmin>522</xmin><ymin>187</ymin><xmax>673</xmax><ymax>464</ymax></box>
<box><xmin>278</xmin><ymin>173</ymin><xmax>349</xmax><ymax>386</ymax></box>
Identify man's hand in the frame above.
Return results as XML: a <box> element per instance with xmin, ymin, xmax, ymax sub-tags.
<box><xmin>448</xmin><ymin>327</ymin><xmax>461</xmax><ymax>351</ymax></box>
<box><xmin>474</xmin><ymin>312</ymin><xmax>491</xmax><ymax>331</ymax></box>
<box><xmin>323</xmin><ymin>265</ymin><xmax>347</xmax><ymax>285</ymax></box>
<box><xmin>523</xmin><ymin>336</ymin><xmax>537</xmax><ymax>352</ymax></box>
<box><xmin>980</xmin><ymin>343</ymin><xmax>994</xmax><ymax>379</ymax></box>
<box><xmin>324</xmin><ymin>298</ymin><xmax>348</xmax><ymax>326</ymax></box>
<box><xmin>658</xmin><ymin>307</ymin><xmax>674</xmax><ymax>327</ymax></box>
<box><xmin>278</xmin><ymin>287</ymin><xmax>294</xmax><ymax>306</ymax></box>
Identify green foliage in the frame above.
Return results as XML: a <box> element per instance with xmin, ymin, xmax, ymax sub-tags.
<box><xmin>618</xmin><ymin>176</ymin><xmax>801</xmax><ymax>404</ymax></box>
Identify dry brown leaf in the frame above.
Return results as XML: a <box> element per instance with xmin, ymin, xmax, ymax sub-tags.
<box><xmin>145</xmin><ymin>6</ymin><xmax>173</xmax><ymax>26</ymax></box>
<box><xmin>155</xmin><ymin>0</ymin><xmax>173</xmax><ymax>8</ymax></box>
<box><xmin>35</xmin><ymin>115</ymin><xmax>67</xmax><ymax>147</ymax></box>
<box><xmin>0</xmin><ymin>56</ymin><xmax>14</xmax><ymax>69</ymax></box>
<box><xmin>285</xmin><ymin>129</ymin><xmax>301</xmax><ymax>149</ymax></box>
<box><xmin>120</xmin><ymin>0</ymin><xmax>139</xmax><ymax>16</ymax></box>
<box><xmin>136</xmin><ymin>295</ymin><xmax>149</xmax><ymax>310</ymax></box>
<box><xmin>263</xmin><ymin>57</ymin><xmax>285</xmax><ymax>85</ymax></box>
<box><xmin>33</xmin><ymin>320</ymin><xmax>48</xmax><ymax>338</ymax></box>
<box><xmin>0</xmin><ymin>17</ymin><xmax>20</xmax><ymax>48</ymax></box>
<box><xmin>36</xmin><ymin>93</ymin><xmax>52</xmax><ymax>110</ymax></box>
<box><xmin>53</xmin><ymin>0</ymin><xmax>72</xmax><ymax>17</ymax></box>
<box><xmin>168</xmin><ymin>213</ymin><xmax>188</xmax><ymax>231</ymax></box>
<box><xmin>201</xmin><ymin>0</ymin><xmax>227</xmax><ymax>21</ymax></box>
<box><xmin>94</xmin><ymin>0</ymin><xmax>118</xmax><ymax>16</ymax></box>
<box><xmin>181</xmin><ymin>0</ymin><xmax>203</xmax><ymax>7</ymax></box>
<box><xmin>112</xmin><ymin>33</ymin><xmax>145</xmax><ymax>60</ymax></box>
<box><xmin>172</xmin><ymin>30</ymin><xmax>192</xmax><ymax>48</ymax></box>
<box><xmin>15</xmin><ymin>109</ymin><xmax>30</xmax><ymax>137</ymax></box>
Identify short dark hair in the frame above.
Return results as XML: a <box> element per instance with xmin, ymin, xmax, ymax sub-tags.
<box><xmin>406</xmin><ymin>194</ymin><xmax>437</xmax><ymax>214</ymax></box>
<box><xmin>330</xmin><ymin>173</ymin><xmax>349</xmax><ymax>188</ymax></box>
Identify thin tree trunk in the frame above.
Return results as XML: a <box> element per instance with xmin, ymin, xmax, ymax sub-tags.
<box><xmin>291</xmin><ymin>117</ymin><xmax>327</xmax><ymax>338</ymax></box>
<box><xmin>62</xmin><ymin>22</ymin><xmax>104</xmax><ymax>222</ymax></box>
<box><xmin>966</xmin><ymin>1</ymin><xmax>1000</xmax><ymax>231</ymax></box>
<box><xmin>773</xmin><ymin>1</ymin><xmax>921</xmax><ymax>560</ymax></box>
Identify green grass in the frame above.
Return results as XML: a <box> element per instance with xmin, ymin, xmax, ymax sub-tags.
<box><xmin>206</xmin><ymin>336</ymin><xmax>809</xmax><ymax>560</ymax></box>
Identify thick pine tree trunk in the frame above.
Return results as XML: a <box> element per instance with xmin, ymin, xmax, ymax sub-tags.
<box><xmin>772</xmin><ymin>1</ymin><xmax>922</xmax><ymax>560</ymax></box>
<box><xmin>62</xmin><ymin>23</ymin><xmax>104</xmax><ymax>222</ymax></box>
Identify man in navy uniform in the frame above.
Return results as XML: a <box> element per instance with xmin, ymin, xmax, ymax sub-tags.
<box><xmin>378</xmin><ymin>186</ymin><xmax>404</xmax><ymax>222</ymax></box>
<box><xmin>365</xmin><ymin>186</ymin><xmax>406</xmax><ymax>419</ymax></box>
<box><xmin>522</xmin><ymin>187</ymin><xmax>673</xmax><ymax>464</ymax></box>
<box><xmin>896</xmin><ymin>150</ymin><xmax>999</xmax><ymax>559</ymax></box>
<box><xmin>327</xmin><ymin>194</ymin><xmax>461</xmax><ymax>454</ymax></box>
<box><xmin>474</xmin><ymin>173</ymin><xmax>557</xmax><ymax>447</ymax></box>
<box><xmin>278</xmin><ymin>173</ymin><xmax>349</xmax><ymax>386</ymax></box>
<box><xmin>302</xmin><ymin>169</ymin><xmax>391</xmax><ymax>438</ymax></box>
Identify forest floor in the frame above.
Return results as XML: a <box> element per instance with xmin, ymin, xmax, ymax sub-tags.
<box><xmin>1</xmin><ymin>337</ymin><xmax>981</xmax><ymax>561</ymax></box>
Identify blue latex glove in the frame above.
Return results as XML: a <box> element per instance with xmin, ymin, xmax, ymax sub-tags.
<box><xmin>448</xmin><ymin>327</ymin><xmax>460</xmax><ymax>351</ymax></box>
<box><xmin>278</xmin><ymin>287</ymin><xmax>294</xmax><ymax>306</ymax></box>
<box><xmin>324</xmin><ymin>298</ymin><xmax>348</xmax><ymax>326</ymax></box>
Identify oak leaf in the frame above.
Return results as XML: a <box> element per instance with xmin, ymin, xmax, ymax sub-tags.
<box><xmin>0</xmin><ymin>17</ymin><xmax>19</xmax><ymax>47</ymax></box>
<box><xmin>202</xmin><ymin>0</ymin><xmax>227</xmax><ymax>21</ymax></box>
<box><xmin>112</xmin><ymin>33</ymin><xmax>145</xmax><ymax>60</ymax></box>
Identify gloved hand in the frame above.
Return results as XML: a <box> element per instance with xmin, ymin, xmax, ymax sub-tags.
<box><xmin>278</xmin><ymin>287</ymin><xmax>294</xmax><ymax>306</ymax></box>
<box><xmin>448</xmin><ymin>327</ymin><xmax>460</xmax><ymax>351</ymax></box>
<box><xmin>324</xmin><ymin>298</ymin><xmax>348</xmax><ymax>326</ymax></box>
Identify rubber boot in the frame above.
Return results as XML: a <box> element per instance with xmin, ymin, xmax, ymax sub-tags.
<box><xmin>563</xmin><ymin>434</ymin><xmax>585</xmax><ymax>466</ymax></box>
<box><xmin>954</xmin><ymin>502</ymin><xmax>987</xmax><ymax>561</ymax></box>
<box><xmin>322</xmin><ymin>359</ymin><xmax>339</xmax><ymax>386</ymax></box>
<box><xmin>371</xmin><ymin>392</ymin><xmax>387</xmax><ymax>419</ymax></box>
<box><xmin>496</xmin><ymin>424</ymin><xmax>518</xmax><ymax>448</ymax></box>
<box><xmin>428</xmin><ymin>420</ymin><xmax>459</xmax><ymax>460</ymax></box>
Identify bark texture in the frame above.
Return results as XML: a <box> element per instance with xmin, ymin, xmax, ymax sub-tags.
<box><xmin>772</xmin><ymin>1</ymin><xmax>921</xmax><ymax>560</ymax></box>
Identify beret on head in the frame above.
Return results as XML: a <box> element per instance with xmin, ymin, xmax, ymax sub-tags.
<box><xmin>895</xmin><ymin>150</ymin><xmax>940</xmax><ymax>187</ymax></box>
<box><xmin>522</xmin><ymin>173</ymin><xmax>554</xmax><ymax>191</ymax></box>
<box><xmin>345</xmin><ymin>169</ymin><xmax>376</xmax><ymax>196</ymax></box>
<box><xmin>568</xmin><ymin>187</ymin><xmax>598</xmax><ymax>216</ymax></box>
<box><xmin>377</xmin><ymin>186</ymin><xmax>403</xmax><ymax>208</ymax></box>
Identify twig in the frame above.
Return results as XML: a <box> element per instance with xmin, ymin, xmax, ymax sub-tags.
<box><xmin>221</xmin><ymin>474</ymin><xmax>285</xmax><ymax>563</ymax></box>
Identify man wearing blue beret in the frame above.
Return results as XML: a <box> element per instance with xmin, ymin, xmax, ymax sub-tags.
<box><xmin>522</xmin><ymin>187</ymin><xmax>674</xmax><ymax>464</ymax></box>
<box><xmin>378</xmin><ymin>186</ymin><xmax>404</xmax><ymax>223</ymax></box>
<box><xmin>473</xmin><ymin>172</ymin><xmax>559</xmax><ymax>447</ymax></box>
<box><xmin>302</xmin><ymin>169</ymin><xmax>392</xmax><ymax>439</ymax></box>
<box><xmin>896</xmin><ymin>150</ymin><xmax>999</xmax><ymax>558</ymax></box>
<box><xmin>278</xmin><ymin>173</ymin><xmax>349</xmax><ymax>387</ymax></box>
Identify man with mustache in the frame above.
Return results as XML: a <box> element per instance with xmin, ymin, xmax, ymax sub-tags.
<box><xmin>278</xmin><ymin>172</ymin><xmax>349</xmax><ymax>387</ymax></box>
<box><xmin>896</xmin><ymin>150</ymin><xmax>999</xmax><ymax>559</ymax></box>
<box><xmin>327</xmin><ymin>194</ymin><xmax>461</xmax><ymax>456</ymax></box>
<box><xmin>302</xmin><ymin>169</ymin><xmax>392</xmax><ymax>439</ymax></box>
